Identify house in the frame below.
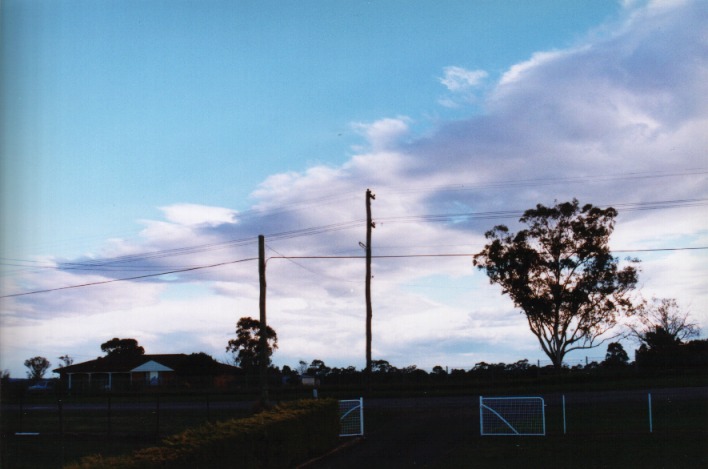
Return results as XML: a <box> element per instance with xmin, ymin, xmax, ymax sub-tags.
<box><xmin>300</xmin><ymin>374</ymin><xmax>320</xmax><ymax>387</ymax></box>
<box><xmin>53</xmin><ymin>353</ymin><xmax>240</xmax><ymax>392</ymax></box>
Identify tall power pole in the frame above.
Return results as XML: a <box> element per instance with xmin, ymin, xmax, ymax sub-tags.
<box><xmin>258</xmin><ymin>234</ymin><xmax>269</xmax><ymax>405</ymax></box>
<box><xmin>365</xmin><ymin>189</ymin><xmax>375</xmax><ymax>385</ymax></box>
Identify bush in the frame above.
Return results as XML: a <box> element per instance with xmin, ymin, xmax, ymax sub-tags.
<box><xmin>64</xmin><ymin>399</ymin><xmax>340</xmax><ymax>469</ymax></box>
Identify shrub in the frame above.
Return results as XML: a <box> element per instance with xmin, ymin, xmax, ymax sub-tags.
<box><xmin>64</xmin><ymin>399</ymin><xmax>340</xmax><ymax>469</ymax></box>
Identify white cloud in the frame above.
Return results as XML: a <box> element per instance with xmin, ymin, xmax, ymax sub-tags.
<box><xmin>351</xmin><ymin>117</ymin><xmax>410</xmax><ymax>152</ymax></box>
<box><xmin>438</xmin><ymin>66</ymin><xmax>489</xmax><ymax>108</ymax></box>
<box><xmin>2</xmin><ymin>0</ymin><xmax>707</xmax><ymax>376</ymax></box>
<box><xmin>160</xmin><ymin>204</ymin><xmax>237</xmax><ymax>227</ymax></box>
<box><xmin>1</xmin><ymin>268</ymin><xmax>165</xmax><ymax>322</ymax></box>
<box><xmin>440</xmin><ymin>66</ymin><xmax>488</xmax><ymax>92</ymax></box>
<box><xmin>498</xmin><ymin>50</ymin><xmax>566</xmax><ymax>86</ymax></box>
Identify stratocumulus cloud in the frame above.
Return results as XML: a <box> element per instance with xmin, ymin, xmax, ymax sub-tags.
<box><xmin>1</xmin><ymin>1</ymin><xmax>706</xmax><ymax>375</ymax></box>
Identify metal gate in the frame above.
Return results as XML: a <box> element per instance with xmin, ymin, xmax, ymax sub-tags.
<box><xmin>479</xmin><ymin>396</ymin><xmax>546</xmax><ymax>436</ymax></box>
<box><xmin>339</xmin><ymin>398</ymin><xmax>364</xmax><ymax>437</ymax></box>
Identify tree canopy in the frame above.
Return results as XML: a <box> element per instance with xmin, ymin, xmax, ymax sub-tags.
<box><xmin>602</xmin><ymin>342</ymin><xmax>629</xmax><ymax>367</ymax></box>
<box><xmin>100</xmin><ymin>338</ymin><xmax>145</xmax><ymax>359</ymax></box>
<box><xmin>24</xmin><ymin>356</ymin><xmax>51</xmax><ymax>380</ymax></box>
<box><xmin>226</xmin><ymin>317</ymin><xmax>278</xmax><ymax>372</ymax></box>
<box><xmin>57</xmin><ymin>354</ymin><xmax>74</xmax><ymax>368</ymax></box>
<box><xmin>628</xmin><ymin>297</ymin><xmax>700</xmax><ymax>346</ymax></box>
<box><xmin>473</xmin><ymin>199</ymin><xmax>639</xmax><ymax>369</ymax></box>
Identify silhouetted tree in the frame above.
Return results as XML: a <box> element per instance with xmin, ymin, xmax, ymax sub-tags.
<box><xmin>431</xmin><ymin>365</ymin><xmax>447</xmax><ymax>375</ymax></box>
<box><xmin>100</xmin><ymin>338</ymin><xmax>145</xmax><ymax>358</ymax></box>
<box><xmin>307</xmin><ymin>359</ymin><xmax>331</xmax><ymax>378</ymax></box>
<box><xmin>371</xmin><ymin>359</ymin><xmax>395</xmax><ymax>373</ymax></box>
<box><xmin>602</xmin><ymin>342</ymin><xmax>629</xmax><ymax>367</ymax></box>
<box><xmin>645</xmin><ymin>327</ymin><xmax>682</xmax><ymax>350</ymax></box>
<box><xmin>297</xmin><ymin>360</ymin><xmax>308</xmax><ymax>375</ymax></box>
<box><xmin>226</xmin><ymin>317</ymin><xmax>277</xmax><ymax>373</ymax></box>
<box><xmin>505</xmin><ymin>359</ymin><xmax>531</xmax><ymax>373</ymax></box>
<box><xmin>682</xmin><ymin>339</ymin><xmax>708</xmax><ymax>367</ymax></box>
<box><xmin>628</xmin><ymin>297</ymin><xmax>700</xmax><ymax>346</ymax></box>
<box><xmin>474</xmin><ymin>200</ymin><xmax>639</xmax><ymax>369</ymax></box>
<box><xmin>24</xmin><ymin>356</ymin><xmax>51</xmax><ymax>380</ymax></box>
<box><xmin>57</xmin><ymin>355</ymin><xmax>74</xmax><ymax>368</ymax></box>
<box><xmin>182</xmin><ymin>352</ymin><xmax>221</xmax><ymax>375</ymax></box>
<box><xmin>401</xmin><ymin>365</ymin><xmax>428</xmax><ymax>383</ymax></box>
<box><xmin>635</xmin><ymin>331</ymin><xmax>701</xmax><ymax>369</ymax></box>
<box><xmin>281</xmin><ymin>365</ymin><xmax>300</xmax><ymax>385</ymax></box>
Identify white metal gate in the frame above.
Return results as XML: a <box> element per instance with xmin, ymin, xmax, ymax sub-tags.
<box><xmin>480</xmin><ymin>396</ymin><xmax>546</xmax><ymax>436</ymax></box>
<box><xmin>339</xmin><ymin>398</ymin><xmax>364</xmax><ymax>437</ymax></box>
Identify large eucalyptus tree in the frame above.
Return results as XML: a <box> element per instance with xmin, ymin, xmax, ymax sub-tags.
<box><xmin>474</xmin><ymin>199</ymin><xmax>639</xmax><ymax>368</ymax></box>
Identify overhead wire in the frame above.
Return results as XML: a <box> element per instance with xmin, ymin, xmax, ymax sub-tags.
<box><xmin>6</xmin><ymin>168</ymin><xmax>706</xmax><ymax>272</ymax></box>
<box><xmin>12</xmin><ymin>169</ymin><xmax>699</xmax><ymax>274</ymax></box>
<box><xmin>2</xmin><ymin>196</ymin><xmax>707</xmax><ymax>276</ymax></box>
<box><xmin>2</xmin><ymin>245</ymin><xmax>706</xmax><ymax>299</ymax></box>
<box><xmin>0</xmin><ymin>168</ymin><xmax>708</xmax><ymax>280</ymax></box>
<box><xmin>0</xmin><ymin>257</ymin><xmax>259</xmax><ymax>299</ymax></box>
<box><xmin>378</xmin><ymin>168</ymin><xmax>708</xmax><ymax>195</ymax></box>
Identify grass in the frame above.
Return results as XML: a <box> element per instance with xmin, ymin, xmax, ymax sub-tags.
<box><xmin>1</xmin><ymin>394</ymin><xmax>253</xmax><ymax>468</ymax></box>
<box><xmin>438</xmin><ymin>433</ymin><xmax>708</xmax><ymax>469</ymax></box>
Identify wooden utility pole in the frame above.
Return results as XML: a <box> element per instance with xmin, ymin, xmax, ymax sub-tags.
<box><xmin>365</xmin><ymin>189</ymin><xmax>375</xmax><ymax>387</ymax></box>
<box><xmin>258</xmin><ymin>234</ymin><xmax>269</xmax><ymax>405</ymax></box>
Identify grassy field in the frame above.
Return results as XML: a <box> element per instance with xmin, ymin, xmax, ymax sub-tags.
<box><xmin>438</xmin><ymin>433</ymin><xmax>708</xmax><ymax>469</ymax></box>
<box><xmin>1</xmin><ymin>394</ymin><xmax>253</xmax><ymax>468</ymax></box>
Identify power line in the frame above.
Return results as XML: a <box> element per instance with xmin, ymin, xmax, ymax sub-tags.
<box><xmin>614</xmin><ymin>246</ymin><xmax>708</xmax><ymax>253</ymax></box>
<box><xmin>0</xmin><ymin>220</ymin><xmax>367</xmax><ymax>276</ymax></box>
<box><xmin>2</xmin><ymin>197</ymin><xmax>707</xmax><ymax>278</ymax></box>
<box><xmin>271</xmin><ymin>246</ymin><xmax>708</xmax><ymax>262</ymax></box>
<box><xmin>2</xmin><ymin>246</ymin><xmax>706</xmax><ymax>299</ymax></box>
<box><xmin>265</xmin><ymin>244</ymin><xmax>347</xmax><ymax>281</ymax></box>
<box><xmin>5</xmin><ymin>167</ymin><xmax>706</xmax><ymax>272</ymax></box>
<box><xmin>380</xmin><ymin>168</ymin><xmax>708</xmax><ymax>195</ymax></box>
<box><xmin>0</xmin><ymin>257</ymin><xmax>258</xmax><ymax>299</ymax></box>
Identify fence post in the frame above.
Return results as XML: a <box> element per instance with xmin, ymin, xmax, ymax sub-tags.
<box><xmin>359</xmin><ymin>397</ymin><xmax>365</xmax><ymax>436</ymax></box>
<box><xmin>479</xmin><ymin>396</ymin><xmax>483</xmax><ymax>436</ymax></box>
<box><xmin>58</xmin><ymin>398</ymin><xmax>65</xmax><ymax>465</ymax></box>
<box><xmin>154</xmin><ymin>394</ymin><xmax>161</xmax><ymax>441</ymax></box>
<box><xmin>58</xmin><ymin>398</ymin><xmax>64</xmax><ymax>433</ymax></box>
<box><xmin>562</xmin><ymin>395</ymin><xmax>566</xmax><ymax>435</ymax></box>
<box><xmin>648</xmin><ymin>393</ymin><xmax>653</xmax><ymax>433</ymax></box>
<box><xmin>18</xmin><ymin>394</ymin><xmax>24</xmax><ymax>433</ymax></box>
<box><xmin>107</xmin><ymin>394</ymin><xmax>112</xmax><ymax>437</ymax></box>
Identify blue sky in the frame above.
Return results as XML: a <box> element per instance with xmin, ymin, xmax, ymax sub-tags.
<box><xmin>2</xmin><ymin>0</ymin><xmax>619</xmax><ymax>257</ymax></box>
<box><xmin>1</xmin><ymin>0</ymin><xmax>707</xmax><ymax>378</ymax></box>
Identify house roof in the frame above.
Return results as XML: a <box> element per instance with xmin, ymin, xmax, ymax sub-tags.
<box><xmin>131</xmin><ymin>360</ymin><xmax>174</xmax><ymax>373</ymax></box>
<box><xmin>54</xmin><ymin>354</ymin><xmax>240</xmax><ymax>376</ymax></box>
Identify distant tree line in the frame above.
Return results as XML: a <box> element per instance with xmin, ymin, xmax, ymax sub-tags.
<box><xmin>11</xmin><ymin>288</ymin><xmax>704</xmax><ymax>393</ymax></box>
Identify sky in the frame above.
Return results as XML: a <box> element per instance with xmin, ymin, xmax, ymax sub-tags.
<box><xmin>1</xmin><ymin>0</ymin><xmax>707</xmax><ymax>378</ymax></box>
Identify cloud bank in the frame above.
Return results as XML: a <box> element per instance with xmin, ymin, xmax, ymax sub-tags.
<box><xmin>2</xmin><ymin>1</ymin><xmax>706</xmax><ymax>375</ymax></box>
